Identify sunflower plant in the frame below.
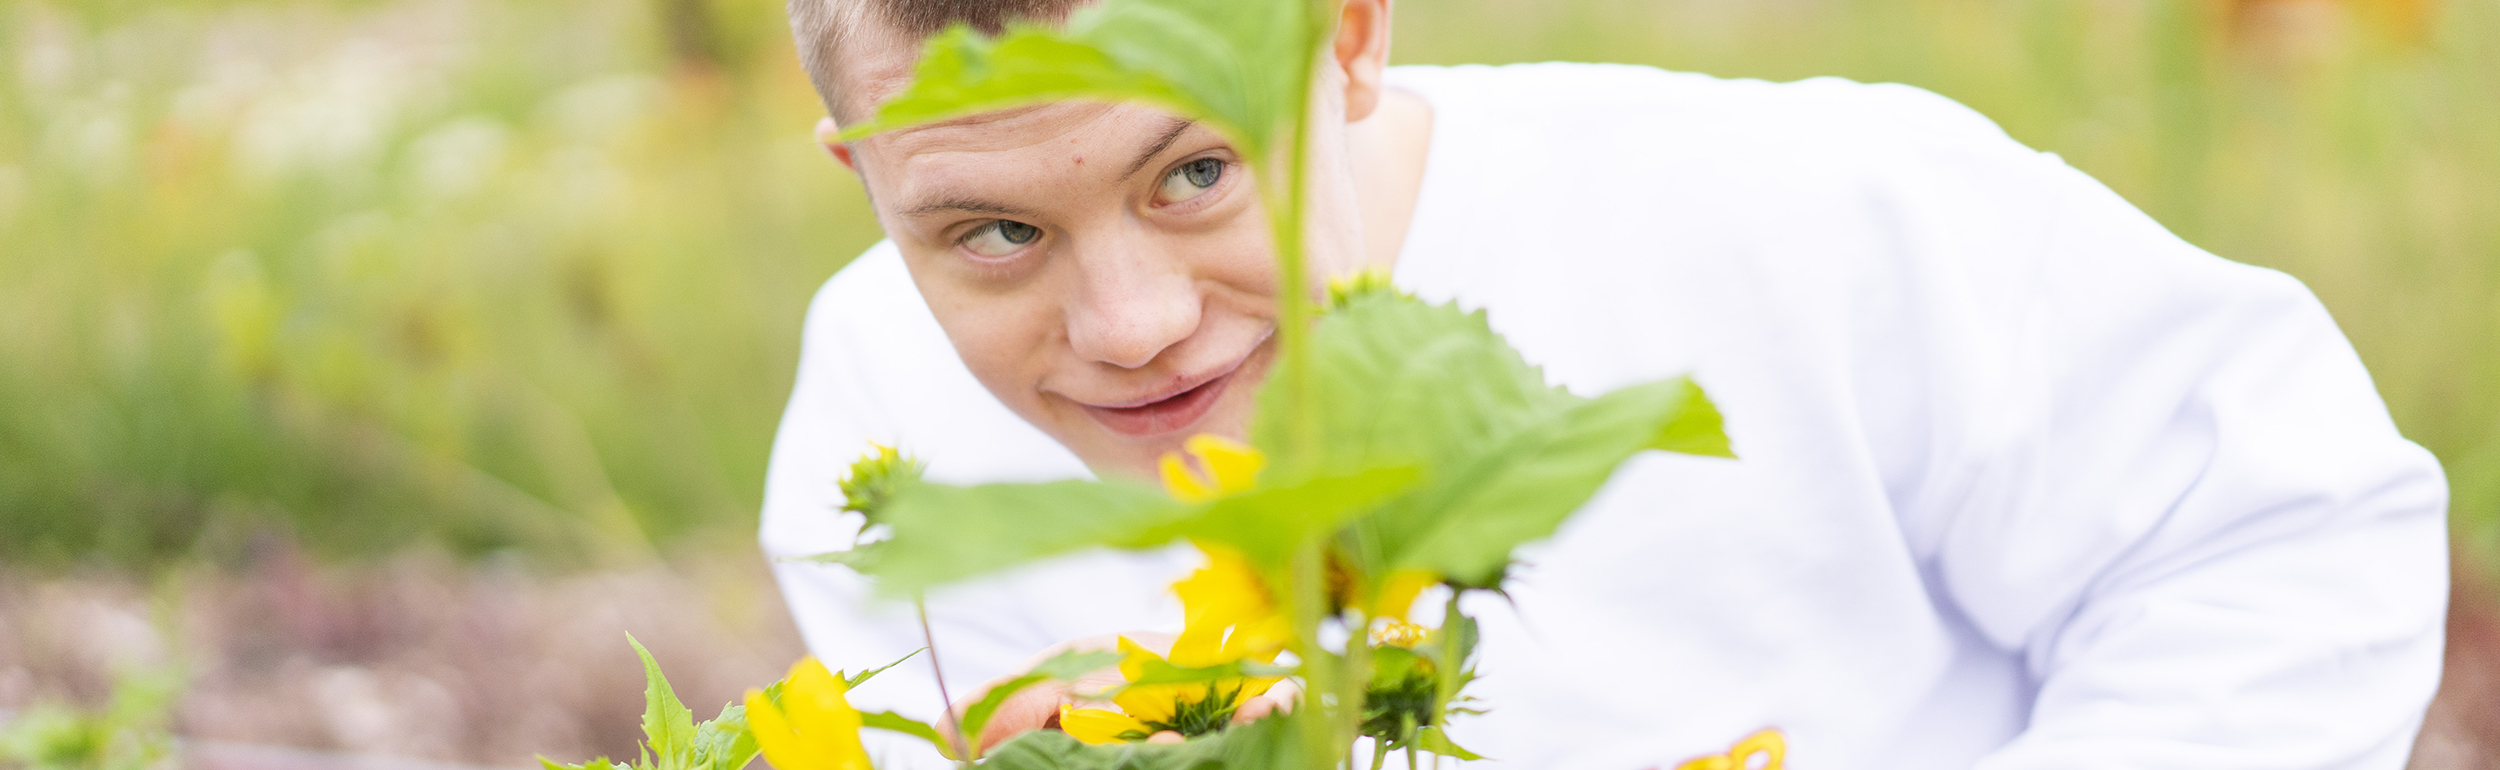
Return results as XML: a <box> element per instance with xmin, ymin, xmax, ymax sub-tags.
<box><xmin>560</xmin><ymin>0</ymin><xmax>1735</xmax><ymax>767</ymax></box>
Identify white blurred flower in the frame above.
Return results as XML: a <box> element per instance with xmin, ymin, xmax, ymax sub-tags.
<box><xmin>541</xmin><ymin>76</ymin><xmax>661</xmax><ymax>144</ymax></box>
<box><xmin>407</xmin><ymin>116</ymin><xmax>511</xmax><ymax>201</ymax></box>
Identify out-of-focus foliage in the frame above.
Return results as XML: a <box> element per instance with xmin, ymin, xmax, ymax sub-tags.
<box><xmin>0</xmin><ymin>0</ymin><xmax>878</xmax><ymax>567</ymax></box>
<box><xmin>0</xmin><ymin>665</ymin><xmax>180</xmax><ymax>770</ymax></box>
<box><xmin>1</xmin><ymin>0</ymin><xmax>2495</xmax><ymax>575</ymax></box>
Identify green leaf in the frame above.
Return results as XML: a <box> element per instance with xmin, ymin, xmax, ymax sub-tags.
<box><xmin>1648</xmin><ymin>378</ymin><xmax>1735</xmax><ymax>458</ymax></box>
<box><xmin>628</xmin><ymin>634</ymin><xmax>696</xmax><ymax>770</ymax></box>
<box><xmin>864</xmin><ymin>478</ymin><xmax>1189</xmax><ymax>596</ymax></box>
<box><xmin>1133</xmin><ymin>464</ymin><xmax>1420</xmax><ymax>568</ymax></box>
<box><xmin>1265</xmin><ymin>293</ymin><xmax>1732</xmax><ymax>586</ymax></box>
<box><xmin>1033</xmin><ymin>650</ymin><xmax>1125</xmax><ymax>680</ymax></box>
<box><xmin>860</xmin><ymin>711</ymin><xmax>948</xmax><ymax>753</ymax></box>
<box><xmin>952</xmin><ymin>648</ymin><xmax>1130</xmax><ymax>759</ymax></box>
<box><xmin>842</xmin><ymin>648</ymin><xmax>924</xmax><ymax>689</ymax></box>
<box><xmin>1414</xmin><ymin>727</ymin><xmax>1484</xmax><ymax>761</ymax></box>
<box><xmin>1256</xmin><ymin>293</ymin><xmax>1563</xmax><ymax>483</ymax></box>
<box><xmin>981</xmin><ymin>715</ymin><xmax>1295</xmax><ymax>770</ymax></box>
<box><xmin>958</xmin><ymin>672</ymin><xmax>1049</xmax><ymax>753</ymax></box>
<box><xmin>1122</xmin><ymin>658</ymin><xmax>1248</xmax><ymax>689</ymax></box>
<box><xmin>1391</xmin><ymin>377</ymin><xmax>1723</xmax><ymax>586</ymax></box>
<box><xmin>688</xmin><ymin>702</ymin><xmax>758</xmax><ymax>770</ymax></box>
<box><xmin>841</xmin><ymin>0</ymin><xmax>1326</xmax><ymax>163</ymax></box>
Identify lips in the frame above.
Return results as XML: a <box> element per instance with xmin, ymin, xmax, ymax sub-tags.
<box><xmin>1079</xmin><ymin>367</ymin><xmax>1239</xmax><ymax>437</ymax></box>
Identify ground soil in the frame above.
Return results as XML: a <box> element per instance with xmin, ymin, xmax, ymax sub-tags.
<box><xmin>3</xmin><ymin>544</ymin><xmax>2495</xmax><ymax>768</ymax></box>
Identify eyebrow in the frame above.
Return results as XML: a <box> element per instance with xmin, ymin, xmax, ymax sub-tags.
<box><xmin>902</xmin><ymin>196</ymin><xmax>1040</xmax><ymax>218</ymax></box>
<box><xmin>1119</xmin><ymin>118</ymin><xmax>1196</xmax><ymax>180</ymax></box>
<box><xmin>900</xmin><ymin>116</ymin><xmax>1197</xmax><ymax>219</ymax></box>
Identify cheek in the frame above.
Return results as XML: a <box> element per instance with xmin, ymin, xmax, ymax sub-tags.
<box><xmin>916</xmin><ymin>268</ymin><xmax>1062</xmax><ymax>401</ymax></box>
<box><xmin>1186</xmin><ymin>219</ymin><xmax>1284</xmax><ymax>306</ymax></box>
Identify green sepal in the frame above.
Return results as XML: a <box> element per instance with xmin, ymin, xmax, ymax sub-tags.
<box><xmin>860</xmin><ymin>711</ymin><xmax>947</xmax><ymax>753</ymax></box>
<box><xmin>841</xmin><ymin>647</ymin><xmax>924</xmax><ymax>689</ymax></box>
<box><xmin>1415</xmin><ymin>727</ymin><xmax>1484</xmax><ymax>761</ymax></box>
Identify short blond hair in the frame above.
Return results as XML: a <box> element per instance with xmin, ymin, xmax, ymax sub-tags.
<box><xmin>787</xmin><ymin>0</ymin><xmax>1083</xmax><ymax>120</ymax></box>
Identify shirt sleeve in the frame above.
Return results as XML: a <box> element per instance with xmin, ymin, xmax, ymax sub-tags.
<box><xmin>1907</xmin><ymin>146</ymin><xmax>2452</xmax><ymax>768</ymax></box>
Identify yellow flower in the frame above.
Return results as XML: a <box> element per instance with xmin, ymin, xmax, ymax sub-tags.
<box><xmin>1171</xmin><ymin>544</ymin><xmax>1293</xmax><ymax>666</ymax></box>
<box><xmin>1058</xmin><ymin>637</ymin><xmax>1282</xmax><ymax>745</ymax></box>
<box><xmin>1158</xmin><ymin>434</ymin><xmax>1263</xmax><ymax>504</ymax></box>
<box><xmin>1673</xmin><ymin>729</ymin><xmax>1785</xmax><ymax>770</ymax></box>
<box><xmin>1359</xmin><ymin>568</ymin><xmax>1438</xmax><ymax>623</ymax></box>
<box><xmin>1058</xmin><ymin>702</ymin><xmax>1154</xmax><ymax>745</ymax></box>
<box><xmin>1370</xmin><ymin>619</ymin><xmax>1429</xmax><ymax>649</ymax></box>
<box><xmin>745</xmin><ymin>658</ymin><xmax>872</xmax><ymax>770</ymax></box>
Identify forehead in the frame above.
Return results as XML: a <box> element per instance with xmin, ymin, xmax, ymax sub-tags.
<box><xmin>862</xmin><ymin>102</ymin><xmax>1199</xmax><ymax>205</ymax></box>
<box><xmin>873</xmin><ymin>101</ymin><xmax>1162</xmax><ymax>158</ymax></box>
<box><xmin>832</xmin><ymin>18</ymin><xmax>922</xmax><ymax>123</ymax></box>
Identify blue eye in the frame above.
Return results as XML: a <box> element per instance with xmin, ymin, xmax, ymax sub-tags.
<box><xmin>1159</xmin><ymin>158</ymin><xmax>1223</xmax><ymax>203</ymax></box>
<box><xmin>962</xmin><ymin>220</ymin><xmax>1041</xmax><ymax>257</ymax></box>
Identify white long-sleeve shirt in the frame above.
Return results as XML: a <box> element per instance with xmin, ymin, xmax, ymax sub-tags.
<box><xmin>759</xmin><ymin>63</ymin><xmax>2449</xmax><ymax>770</ymax></box>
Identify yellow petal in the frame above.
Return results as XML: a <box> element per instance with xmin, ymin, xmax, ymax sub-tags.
<box><xmin>1169</xmin><ymin>545</ymin><xmax>1286</xmax><ymax>667</ymax></box>
<box><xmin>1059</xmin><ymin>705</ymin><xmax>1151</xmax><ymax>745</ymax></box>
<box><xmin>1730</xmin><ymin>729</ymin><xmax>1786</xmax><ymax>770</ymax></box>
<box><xmin>748</xmin><ymin>658</ymin><xmax>870</xmax><ymax>770</ymax></box>
<box><xmin>1366</xmin><ymin>569</ymin><xmax>1438</xmax><ymax>622</ymax></box>
<box><xmin>1159</xmin><ymin>452</ymin><xmax>1218</xmax><ymax>504</ymax></box>
<box><xmin>749</xmin><ymin>687</ymin><xmax>842</xmax><ymax>770</ymax></box>
<box><xmin>1184</xmin><ymin>435</ymin><xmax>1263</xmax><ymax>496</ymax></box>
<box><xmin>1158</xmin><ymin>434</ymin><xmax>1265</xmax><ymax>503</ymax></box>
<box><xmin>1220</xmin><ymin>613</ymin><xmax>1294</xmax><ymax>663</ymax></box>
<box><xmin>1115</xmin><ymin>636</ymin><xmax>1165</xmax><ymax>683</ymax></box>
<box><xmin>1237</xmin><ymin>674</ymin><xmax>1281</xmax><ymax>700</ymax></box>
<box><xmin>1112</xmin><ymin>682</ymin><xmax>1187</xmax><ymax>724</ymax></box>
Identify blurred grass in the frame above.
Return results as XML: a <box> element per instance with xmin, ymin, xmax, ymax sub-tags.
<box><xmin>0</xmin><ymin>0</ymin><xmax>2494</xmax><ymax>572</ymax></box>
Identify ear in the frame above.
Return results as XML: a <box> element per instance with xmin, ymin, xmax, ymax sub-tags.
<box><xmin>816</xmin><ymin>116</ymin><xmax>857</xmax><ymax>171</ymax></box>
<box><xmin>1332</xmin><ymin>0</ymin><xmax>1394</xmax><ymax>123</ymax></box>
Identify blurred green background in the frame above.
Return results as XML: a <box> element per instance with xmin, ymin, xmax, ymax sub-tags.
<box><xmin>2</xmin><ymin>0</ymin><xmax>2495</xmax><ymax>575</ymax></box>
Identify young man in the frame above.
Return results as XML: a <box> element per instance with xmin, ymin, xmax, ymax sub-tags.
<box><xmin>759</xmin><ymin>0</ymin><xmax>2452</xmax><ymax>767</ymax></box>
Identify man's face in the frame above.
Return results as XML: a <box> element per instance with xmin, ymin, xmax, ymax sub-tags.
<box><xmin>851</xmin><ymin>101</ymin><xmax>1291</xmax><ymax>477</ymax></box>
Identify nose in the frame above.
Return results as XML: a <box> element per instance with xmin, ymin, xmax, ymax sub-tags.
<box><xmin>1063</xmin><ymin>239</ymin><xmax>1203</xmax><ymax>370</ymax></box>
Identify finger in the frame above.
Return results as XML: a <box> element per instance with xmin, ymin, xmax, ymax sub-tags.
<box><xmin>1233</xmin><ymin>679</ymin><xmax>1302</xmax><ymax>723</ymax></box>
<box><xmin>939</xmin><ymin>678</ymin><xmax>1072</xmax><ymax>754</ymax></box>
<box><xmin>1146</xmin><ymin>731</ymin><xmax>1185</xmax><ymax>745</ymax></box>
<box><xmin>975</xmin><ymin>682</ymin><xmax>1072</xmax><ymax>751</ymax></box>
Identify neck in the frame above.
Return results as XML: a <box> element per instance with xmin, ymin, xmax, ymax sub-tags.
<box><xmin>1345</xmin><ymin>86</ymin><xmax>1435</xmax><ymax>274</ymax></box>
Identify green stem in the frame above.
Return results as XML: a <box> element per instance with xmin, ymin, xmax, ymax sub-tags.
<box><xmin>1288</xmin><ymin>541</ymin><xmax>1338</xmax><ymax>770</ymax></box>
<box><xmin>1274</xmin><ymin>2</ymin><xmax>1361</xmax><ymax>768</ymax></box>
<box><xmin>916</xmin><ymin>598</ymin><xmax>977</xmax><ymax>765</ymax></box>
<box><xmin>1338</xmin><ymin>611</ymin><xmax>1372</xmax><ymax>770</ymax></box>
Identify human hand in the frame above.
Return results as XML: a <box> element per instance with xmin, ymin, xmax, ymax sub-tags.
<box><xmin>936</xmin><ymin>632</ymin><xmax>1300</xmax><ymax>754</ymax></box>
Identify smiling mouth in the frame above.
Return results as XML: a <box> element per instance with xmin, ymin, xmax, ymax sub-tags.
<box><xmin>1080</xmin><ymin>367</ymin><xmax>1240</xmax><ymax>438</ymax></box>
